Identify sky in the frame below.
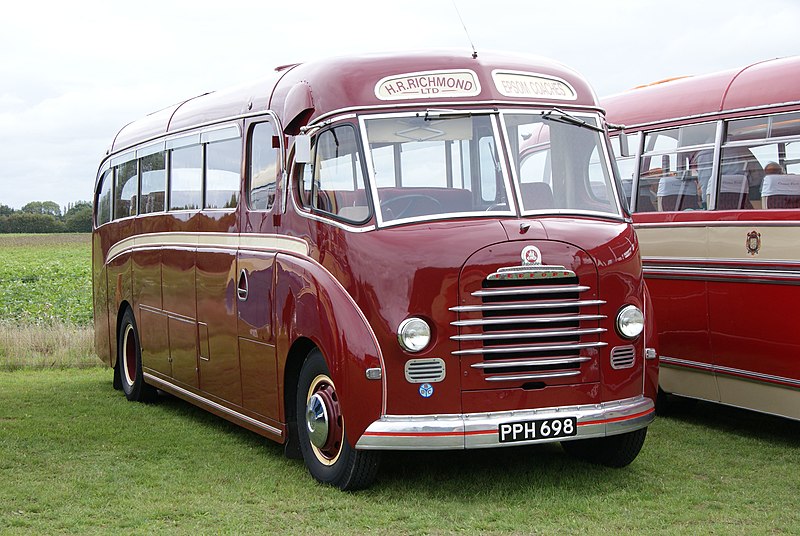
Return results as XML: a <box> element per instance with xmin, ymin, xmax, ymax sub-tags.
<box><xmin>0</xmin><ymin>0</ymin><xmax>798</xmax><ymax>210</ymax></box>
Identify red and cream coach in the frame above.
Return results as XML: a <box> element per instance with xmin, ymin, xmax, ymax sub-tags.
<box><xmin>603</xmin><ymin>56</ymin><xmax>800</xmax><ymax>422</ymax></box>
<box><xmin>93</xmin><ymin>50</ymin><xmax>657</xmax><ymax>489</ymax></box>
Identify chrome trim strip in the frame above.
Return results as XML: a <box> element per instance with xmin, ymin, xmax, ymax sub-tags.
<box><xmin>661</xmin><ymin>356</ymin><xmax>800</xmax><ymax>388</ymax></box>
<box><xmin>106</xmin><ymin>231</ymin><xmax>310</xmax><ymax>264</ymax></box>
<box><xmin>614</xmin><ymin>100</ymin><xmax>800</xmax><ymax>131</ymax></box>
<box><xmin>450</xmin><ymin>299</ymin><xmax>605</xmax><ymax>313</ymax></box>
<box><xmin>355</xmin><ymin>395</ymin><xmax>655</xmax><ymax>450</ymax></box>
<box><xmin>453</xmin><ymin>341</ymin><xmax>606</xmax><ymax>355</ymax></box>
<box><xmin>451</xmin><ymin>314</ymin><xmax>606</xmax><ymax>327</ymax></box>
<box><xmin>143</xmin><ymin>372</ymin><xmax>283</xmax><ymax>437</ymax></box>
<box><xmin>451</xmin><ymin>327</ymin><xmax>606</xmax><ymax>341</ymax></box>
<box><xmin>484</xmin><ymin>371</ymin><xmax>581</xmax><ymax>382</ymax></box>
<box><xmin>471</xmin><ymin>356</ymin><xmax>590</xmax><ymax>369</ymax></box>
<box><xmin>472</xmin><ymin>285</ymin><xmax>591</xmax><ymax>297</ymax></box>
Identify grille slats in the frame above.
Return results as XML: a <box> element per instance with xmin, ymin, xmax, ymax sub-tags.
<box><xmin>452</xmin><ymin>265</ymin><xmax>605</xmax><ymax>383</ymax></box>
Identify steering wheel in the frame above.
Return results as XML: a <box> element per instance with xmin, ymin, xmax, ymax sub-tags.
<box><xmin>380</xmin><ymin>194</ymin><xmax>443</xmax><ymax>220</ymax></box>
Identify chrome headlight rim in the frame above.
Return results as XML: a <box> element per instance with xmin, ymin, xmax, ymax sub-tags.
<box><xmin>616</xmin><ymin>304</ymin><xmax>644</xmax><ymax>339</ymax></box>
<box><xmin>397</xmin><ymin>317</ymin><xmax>432</xmax><ymax>353</ymax></box>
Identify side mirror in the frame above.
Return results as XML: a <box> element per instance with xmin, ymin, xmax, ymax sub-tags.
<box><xmin>295</xmin><ymin>134</ymin><xmax>312</xmax><ymax>164</ymax></box>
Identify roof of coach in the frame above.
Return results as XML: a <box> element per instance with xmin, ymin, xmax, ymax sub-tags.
<box><xmin>110</xmin><ymin>50</ymin><xmax>600</xmax><ymax>154</ymax></box>
<box><xmin>602</xmin><ymin>56</ymin><xmax>800</xmax><ymax>128</ymax></box>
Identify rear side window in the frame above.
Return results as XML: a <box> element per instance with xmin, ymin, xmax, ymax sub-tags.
<box><xmin>140</xmin><ymin>152</ymin><xmax>166</xmax><ymax>214</ymax></box>
<box><xmin>96</xmin><ymin>169</ymin><xmax>113</xmax><ymax>226</ymax></box>
<box><xmin>114</xmin><ymin>160</ymin><xmax>138</xmax><ymax>219</ymax></box>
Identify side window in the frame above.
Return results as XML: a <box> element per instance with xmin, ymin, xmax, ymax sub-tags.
<box><xmin>306</xmin><ymin>125</ymin><xmax>370</xmax><ymax>223</ymax></box>
<box><xmin>637</xmin><ymin>123</ymin><xmax>716</xmax><ymax>212</ymax></box>
<box><xmin>723</xmin><ymin>112</ymin><xmax>800</xmax><ymax>210</ymax></box>
<box><xmin>206</xmin><ymin>138</ymin><xmax>241</xmax><ymax>209</ymax></box>
<box><xmin>170</xmin><ymin>145</ymin><xmax>203</xmax><ymax>210</ymax></box>
<box><xmin>140</xmin><ymin>151</ymin><xmax>166</xmax><ymax>214</ymax></box>
<box><xmin>96</xmin><ymin>169</ymin><xmax>113</xmax><ymax>226</ymax></box>
<box><xmin>249</xmin><ymin>122</ymin><xmax>279</xmax><ymax>211</ymax></box>
<box><xmin>114</xmin><ymin>160</ymin><xmax>138</xmax><ymax>219</ymax></box>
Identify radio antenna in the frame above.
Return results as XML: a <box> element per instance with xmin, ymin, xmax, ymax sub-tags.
<box><xmin>452</xmin><ymin>1</ymin><xmax>478</xmax><ymax>59</ymax></box>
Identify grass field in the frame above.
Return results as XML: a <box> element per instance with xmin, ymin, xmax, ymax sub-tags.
<box><xmin>1</xmin><ymin>369</ymin><xmax>799</xmax><ymax>534</ymax></box>
<box><xmin>0</xmin><ymin>234</ymin><xmax>96</xmax><ymax>370</ymax></box>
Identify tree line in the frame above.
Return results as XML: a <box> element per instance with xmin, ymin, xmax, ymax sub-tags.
<box><xmin>0</xmin><ymin>201</ymin><xmax>93</xmax><ymax>233</ymax></box>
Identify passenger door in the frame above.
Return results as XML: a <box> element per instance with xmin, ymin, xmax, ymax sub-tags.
<box><xmin>236</xmin><ymin>118</ymin><xmax>281</xmax><ymax>422</ymax></box>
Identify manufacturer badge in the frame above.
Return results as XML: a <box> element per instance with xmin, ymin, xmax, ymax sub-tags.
<box><xmin>521</xmin><ymin>245</ymin><xmax>542</xmax><ymax>266</ymax></box>
<box><xmin>419</xmin><ymin>383</ymin><xmax>434</xmax><ymax>398</ymax></box>
<box><xmin>746</xmin><ymin>230</ymin><xmax>761</xmax><ymax>256</ymax></box>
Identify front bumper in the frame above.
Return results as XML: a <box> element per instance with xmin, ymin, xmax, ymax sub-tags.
<box><xmin>355</xmin><ymin>395</ymin><xmax>654</xmax><ymax>450</ymax></box>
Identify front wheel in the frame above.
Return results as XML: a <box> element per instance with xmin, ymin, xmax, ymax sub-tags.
<box><xmin>296</xmin><ymin>348</ymin><xmax>380</xmax><ymax>490</ymax></box>
<box><xmin>117</xmin><ymin>308</ymin><xmax>157</xmax><ymax>402</ymax></box>
<box><xmin>561</xmin><ymin>427</ymin><xmax>647</xmax><ymax>468</ymax></box>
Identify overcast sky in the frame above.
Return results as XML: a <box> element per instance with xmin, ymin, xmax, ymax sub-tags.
<box><xmin>1</xmin><ymin>0</ymin><xmax>797</xmax><ymax>210</ymax></box>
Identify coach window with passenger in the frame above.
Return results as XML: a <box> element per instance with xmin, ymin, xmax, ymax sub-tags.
<box><xmin>723</xmin><ymin>112</ymin><xmax>800</xmax><ymax>209</ymax></box>
<box><xmin>637</xmin><ymin>123</ymin><xmax>715</xmax><ymax>212</ymax></box>
<box><xmin>248</xmin><ymin>122</ymin><xmax>279</xmax><ymax>211</ymax></box>
<box><xmin>300</xmin><ymin>125</ymin><xmax>370</xmax><ymax>223</ymax></box>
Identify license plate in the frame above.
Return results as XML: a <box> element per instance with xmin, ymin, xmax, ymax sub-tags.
<box><xmin>498</xmin><ymin>416</ymin><xmax>577</xmax><ymax>443</ymax></box>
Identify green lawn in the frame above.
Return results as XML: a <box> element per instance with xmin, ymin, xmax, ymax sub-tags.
<box><xmin>1</xmin><ymin>369</ymin><xmax>799</xmax><ymax>534</ymax></box>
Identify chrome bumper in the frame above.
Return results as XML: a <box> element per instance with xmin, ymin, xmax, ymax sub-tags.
<box><xmin>355</xmin><ymin>395</ymin><xmax>655</xmax><ymax>450</ymax></box>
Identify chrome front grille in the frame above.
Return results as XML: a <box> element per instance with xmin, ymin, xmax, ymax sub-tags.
<box><xmin>450</xmin><ymin>266</ymin><xmax>607</xmax><ymax>383</ymax></box>
<box><xmin>610</xmin><ymin>346</ymin><xmax>636</xmax><ymax>370</ymax></box>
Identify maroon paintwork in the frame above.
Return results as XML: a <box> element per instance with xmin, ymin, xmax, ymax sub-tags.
<box><xmin>93</xmin><ymin>50</ymin><xmax>656</xmax><ymax>451</ymax></box>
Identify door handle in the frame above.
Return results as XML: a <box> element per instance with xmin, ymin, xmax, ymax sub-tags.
<box><xmin>237</xmin><ymin>269</ymin><xmax>249</xmax><ymax>301</ymax></box>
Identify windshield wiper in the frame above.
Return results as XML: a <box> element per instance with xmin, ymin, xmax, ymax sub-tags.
<box><xmin>541</xmin><ymin>108</ymin><xmax>603</xmax><ymax>132</ymax></box>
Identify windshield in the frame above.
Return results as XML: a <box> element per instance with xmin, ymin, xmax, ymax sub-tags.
<box><xmin>363</xmin><ymin>113</ymin><xmax>514</xmax><ymax>223</ymax></box>
<box><xmin>360</xmin><ymin>111</ymin><xmax>621</xmax><ymax>224</ymax></box>
<box><xmin>504</xmin><ymin>112</ymin><xmax>621</xmax><ymax>216</ymax></box>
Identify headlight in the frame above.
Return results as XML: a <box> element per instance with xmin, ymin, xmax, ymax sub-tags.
<box><xmin>397</xmin><ymin>317</ymin><xmax>431</xmax><ymax>352</ymax></box>
<box><xmin>616</xmin><ymin>305</ymin><xmax>644</xmax><ymax>339</ymax></box>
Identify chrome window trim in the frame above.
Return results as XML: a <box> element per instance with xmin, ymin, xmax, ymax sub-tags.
<box><xmin>358</xmin><ymin>110</ymin><xmax>517</xmax><ymax>228</ymax></box>
<box><xmin>136</xmin><ymin>140</ymin><xmax>166</xmax><ymax>158</ymax></box>
<box><xmin>110</xmin><ymin>150</ymin><xmax>135</xmax><ymax>167</ymax></box>
<box><xmin>200</xmin><ymin>124</ymin><xmax>241</xmax><ymax>143</ymax></box>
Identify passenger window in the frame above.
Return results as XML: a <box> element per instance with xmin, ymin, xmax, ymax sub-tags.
<box><xmin>249</xmin><ymin>122</ymin><xmax>279</xmax><ymax>211</ymax></box>
<box><xmin>637</xmin><ymin>123</ymin><xmax>716</xmax><ymax>212</ymax></box>
<box><xmin>206</xmin><ymin>138</ymin><xmax>241</xmax><ymax>209</ymax></box>
<box><xmin>114</xmin><ymin>160</ymin><xmax>138</xmax><ymax>219</ymax></box>
<box><xmin>310</xmin><ymin>126</ymin><xmax>370</xmax><ymax>223</ymax></box>
<box><xmin>170</xmin><ymin>145</ymin><xmax>203</xmax><ymax>210</ymax></box>
<box><xmin>140</xmin><ymin>152</ymin><xmax>166</xmax><ymax>214</ymax></box>
<box><xmin>96</xmin><ymin>169</ymin><xmax>113</xmax><ymax>226</ymax></box>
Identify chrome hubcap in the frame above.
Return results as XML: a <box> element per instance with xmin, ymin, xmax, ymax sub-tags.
<box><xmin>305</xmin><ymin>393</ymin><xmax>329</xmax><ymax>448</ymax></box>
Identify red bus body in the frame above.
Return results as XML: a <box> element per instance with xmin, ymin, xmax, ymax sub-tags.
<box><xmin>603</xmin><ymin>56</ymin><xmax>800</xmax><ymax>421</ymax></box>
<box><xmin>93</xmin><ymin>51</ymin><xmax>657</xmax><ymax>488</ymax></box>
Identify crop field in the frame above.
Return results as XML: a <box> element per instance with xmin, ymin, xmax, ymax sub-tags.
<box><xmin>0</xmin><ymin>234</ymin><xmax>95</xmax><ymax>370</ymax></box>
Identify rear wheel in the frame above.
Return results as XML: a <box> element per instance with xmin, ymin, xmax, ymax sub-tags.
<box><xmin>561</xmin><ymin>427</ymin><xmax>647</xmax><ymax>468</ymax></box>
<box><xmin>296</xmin><ymin>348</ymin><xmax>380</xmax><ymax>490</ymax></box>
<box><xmin>117</xmin><ymin>308</ymin><xmax>157</xmax><ymax>402</ymax></box>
